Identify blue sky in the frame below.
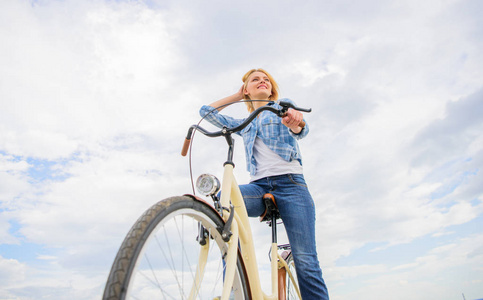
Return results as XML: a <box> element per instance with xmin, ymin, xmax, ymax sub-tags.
<box><xmin>1</xmin><ymin>0</ymin><xmax>483</xmax><ymax>299</ymax></box>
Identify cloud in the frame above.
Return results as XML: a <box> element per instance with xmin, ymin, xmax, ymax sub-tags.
<box><xmin>411</xmin><ymin>88</ymin><xmax>483</xmax><ymax>166</ymax></box>
<box><xmin>1</xmin><ymin>0</ymin><xmax>189</xmax><ymax>160</ymax></box>
<box><xmin>0</xmin><ymin>255</ymin><xmax>27</xmax><ymax>289</ymax></box>
<box><xmin>330</xmin><ymin>233</ymin><xmax>483</xmax><ymax>299</ymax></box>
<box><xmin>312</xmin><ymin>87</ymin><xmax>483</xmax><ymax>265</ymax></box>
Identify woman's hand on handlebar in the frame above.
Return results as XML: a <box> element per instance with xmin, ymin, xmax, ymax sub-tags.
<box><xmin>282</xmin><ymin>108</ymin><xmax>304</xmax><ymax>134</ymax></box>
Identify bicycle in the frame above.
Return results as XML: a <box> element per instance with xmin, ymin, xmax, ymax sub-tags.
<box><xmin>103</xmin><ymin>100</ymin><xmax>311</xmax><ymax>299</ymax></box>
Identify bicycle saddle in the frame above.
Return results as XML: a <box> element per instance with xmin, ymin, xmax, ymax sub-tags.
<box><xmin>259</xmin><ymin>193</ymin><xmax>281</xmax><ymax>223</ymax></box>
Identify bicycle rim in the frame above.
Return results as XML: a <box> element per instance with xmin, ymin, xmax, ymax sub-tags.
<box><xmin>285</xmin><ymin>252</ymin><xmax>300</xmax><ymax>300</ymax></box>
<box><xmin>103</xmin><ymin>196</ymin><xmax>249</xmax><ymax>300</ymax></box>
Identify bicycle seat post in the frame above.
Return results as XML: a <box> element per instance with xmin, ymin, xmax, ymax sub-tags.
<box><xmin>260</xmin><ymin>194</ymin><xmax>280</xmax><ymax>245</ymax></box>
<box><xmin>271</xmin><ymin>213</ymin><xmax>277</xmax><ymax>244</ymax></box>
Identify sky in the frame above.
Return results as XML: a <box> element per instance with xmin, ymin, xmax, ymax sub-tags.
<box><xmin>1</xmin><ymin>0</ymin><xmax>482</xmax><ymax>299</ymax></box>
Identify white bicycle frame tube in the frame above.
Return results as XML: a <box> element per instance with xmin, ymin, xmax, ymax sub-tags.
<box><xmin>219</xmin><ymin>163</ymin><xmax>280</xmax><ymax>300</ymax></box>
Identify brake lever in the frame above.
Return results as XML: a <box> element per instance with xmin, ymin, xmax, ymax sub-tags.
<box><xmin>278</xmin><ymin>100</ymin><xmax>312</xmax><ymax>113</ymax></box>
<box><xmin>278</xmin><ymin>100</ymin><xmax>311</xmax><ymax>128</ymax></box>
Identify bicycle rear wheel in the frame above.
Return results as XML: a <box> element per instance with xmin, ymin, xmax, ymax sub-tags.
<box><xmin>285</xmin><ymin>252</ymin><xmax>301</xmax><ymax>300</ymax></box>
<box><xmin>103</xmin><ymin>195</ymin><xmax>249</xmax><ymax>299</ymax></box>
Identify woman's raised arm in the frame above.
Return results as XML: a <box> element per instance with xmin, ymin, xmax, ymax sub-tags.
<box><xmin>207</xmin><ymin>85</ymin><xmax>244</xmax><ymax>111</ymax></box>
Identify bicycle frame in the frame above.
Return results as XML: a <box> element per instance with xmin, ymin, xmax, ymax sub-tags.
<box><xmin>216</xmin><ymin>163</ymin><xmax>301</xmax><ymax>300</ymax></box>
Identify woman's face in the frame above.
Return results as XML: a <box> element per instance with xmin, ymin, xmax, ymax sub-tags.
<box><xmin>244</xmin><ymin>71</ymin><xmax>272</xmax><ymax>100</ymax></box>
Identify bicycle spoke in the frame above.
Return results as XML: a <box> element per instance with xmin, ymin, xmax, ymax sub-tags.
<box><xmin>176</xmin><ymin>215</ymin><xmax>198</xmax><ymax>295</ymax></box>
<box><xmin>143</xmin><ymin>254</ymin><xmax>165</xmax><ymax>298</ymax></box>
<box><xmin>161</xmin><ymin>224</ymin><xmax>185</xmax><ymax>298</ymax></box>
<box><xmin>103</xmin><ymin>197</ymin><xmax>248</xmax><ymax>300</ymax></box>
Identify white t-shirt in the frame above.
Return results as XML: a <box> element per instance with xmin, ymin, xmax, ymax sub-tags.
<box><xmin>250</xmin><ymin>137</ymin><xmax>303</xmax><ymax>182</ymax></box>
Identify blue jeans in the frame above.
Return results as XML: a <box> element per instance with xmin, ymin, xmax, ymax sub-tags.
<box><xmin>239</xmin><ymin>174</ymin><xmax>329</xmax><ymax>300</ymax></box>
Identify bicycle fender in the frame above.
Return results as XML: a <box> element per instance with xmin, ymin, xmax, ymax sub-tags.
<box><xmin>183</xmin><ymin>194</ymin><xmax>222</xmax><ymax>216</ymax></box>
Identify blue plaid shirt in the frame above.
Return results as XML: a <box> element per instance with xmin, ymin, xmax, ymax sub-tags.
<box><xmin>199</xmin><ymin>99</ymin><xmax>309</xmax><ymax>176</ymax></box>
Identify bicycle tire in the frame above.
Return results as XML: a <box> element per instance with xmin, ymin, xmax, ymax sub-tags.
<box><xmin>285</xmin><ymin>252</ymin><xmax>300</xmax><ymax>300</ymax></box>
<box><xmin>103</xmin><ymin>195</ymin><xmax>249</xmax><ymax>300</ymax></box>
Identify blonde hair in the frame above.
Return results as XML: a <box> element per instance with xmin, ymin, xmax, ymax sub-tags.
<box><xmin>242</xmin><ymin>68</ymin><xmax>280</xmax><ymax>113</ymax></box>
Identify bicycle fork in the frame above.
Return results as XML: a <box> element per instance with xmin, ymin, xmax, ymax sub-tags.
<box><xmin>189</xmin><ymin>220</ymin><xmax>239</xmax><ymax>300</ymax></box>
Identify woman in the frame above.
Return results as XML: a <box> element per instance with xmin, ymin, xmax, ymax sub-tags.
<box><xmin>200</xmin><ymin>68</ymin><xmax>329</xmax><ymax>299</ymax></box>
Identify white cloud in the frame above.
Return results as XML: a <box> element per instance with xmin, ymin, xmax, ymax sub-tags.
<box><xmin>0</xmin><ymin>256</ymin><xmax>27</xmax><ymax>288</ymax></box>
<box><xmin>1</xmin><ymin>0</ymin><xmax>189</xmax><ymax>160</ymax></box>
<box><xmin>329</xmin><ymin>234</ymin><xmax>483</xmax><ymax>300</ymax></box>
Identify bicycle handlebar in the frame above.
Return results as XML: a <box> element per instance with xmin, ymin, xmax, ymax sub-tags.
<box><xmin>181</xmin><ymin>100</ymin><xmax>311</xmax><ymax>156</ymax></box>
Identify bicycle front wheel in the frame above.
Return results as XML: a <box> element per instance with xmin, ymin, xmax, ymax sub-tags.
<box><xmin>285</xmin><ymin>252</ymin><xmax>301</xmax><ymax>300</ymax></box>
<box><xmin>103</xmin><ymin>195</ymin><xmax>249</xmax><ymax>300</ymax></box>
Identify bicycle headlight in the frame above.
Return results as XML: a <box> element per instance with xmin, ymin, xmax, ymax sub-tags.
<box><xmin>196</xmin><ymin>174</ymin><xmax>221</xmax><ymax>196</ymax></box>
